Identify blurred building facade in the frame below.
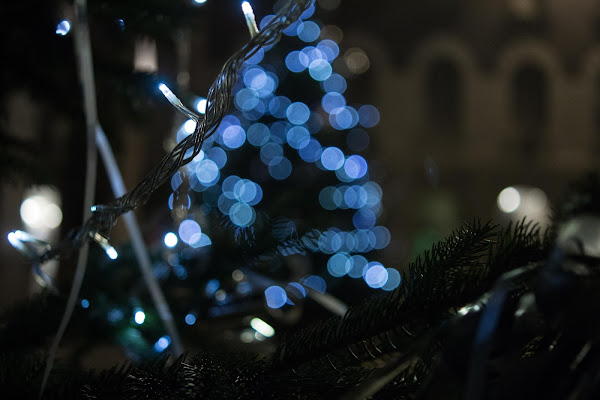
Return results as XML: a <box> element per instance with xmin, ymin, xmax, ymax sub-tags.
<box><xmin>342</xmin><ymin>0</ymin><xmax>600</xmax><ymax>262</ymax></box>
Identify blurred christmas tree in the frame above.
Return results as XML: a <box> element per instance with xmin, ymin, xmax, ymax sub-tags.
<box><xmin>1</xmin><ymin>0</ymin><xmax>396</xmax><ymax>372</ymax></box>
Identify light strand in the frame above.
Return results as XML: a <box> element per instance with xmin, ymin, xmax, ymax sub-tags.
<box><xmin>26</xmin><ymin>0</ymin><xmax>313</xmax><ymax>265</ymax></box>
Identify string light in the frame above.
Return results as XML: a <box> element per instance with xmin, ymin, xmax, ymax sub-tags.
<box><xmin>242</xmin><ymin>2</ymin><xmax>260</xmax><ymax>38</ymax></box>
<box><xmin>89</xmin><ymin>232</ymin><xmax>118</xmax><ymax>260</ymax></box>
<box><xmin>158</xmin><ymin>83</ymin><xmax>200</xmax><ymax>122</ymax></box>
<box><xmin>250</xmin><ymin>317</ymin><xmax>275</xmax><ymax>337</ymax></box>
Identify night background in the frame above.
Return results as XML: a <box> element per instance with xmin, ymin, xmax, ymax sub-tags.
<box><xmin>1</xmin><ymin>0</ymin><xmax>600</xmax><ymax>398</ymax></box>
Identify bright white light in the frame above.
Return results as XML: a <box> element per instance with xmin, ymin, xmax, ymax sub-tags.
<box><xmin>56</xmin><ymin>20</ymin><xmax>71</xmax><ymax>36</ymax></box>
<box><xmin>106</xmin><ymin>246</ymin><xmax>118</xmax><ymax>260</ymax></box>
<box><xmin>497</xmin><ymin>187</ymin><xmax>521</xmax><ymax>213</ymax></box>
<box><xmin>242</xmin><ymin>2</ymin><xmax>259</xmax><ymax>38</ymax></box>
<box><xmin>20</xmin><ymin>194</ymin><xmax>63</xmax><ymax>230</ymax></box>
<box><xmin>154</xmin><ymin>335</ymin><xmax>171</xmax><ymax>352</ymax></box>
<box><xmin>184</xmin><ymin>119</ymin><xmax>196</xmax><ymax>134</ymax></box>
<box><xmin>164</xmin><ymin>232</ymin><xmax>178</xmax><ymax>248</ymax></box>
<box><xmin>250</xmin><ymin>317</ymin><xmax>275</xmax><ymax>337</ymax></box>
<box><xmin>195</xmin><ymin>0</ymin><xmax>207</xmax><ymax>3</ymax></box>
<box><xmin>196</xmin><ymin>98</ymin><xmax>207</xmax><ymax>114</ymax></box>
<box><xmin>7</xmin><ymin>232</ymin><xmax>19</xmax><ymax>248</ymax></box>
<box><xmin>134</xmin><ymin>310</ymin><xmax>146</xmax><ymax>324</ymax></box>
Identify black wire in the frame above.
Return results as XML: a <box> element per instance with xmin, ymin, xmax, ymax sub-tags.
<box><xmin>38</xmin><ymin>0</ymin><xmax>313</xmax><ymax>263</ymax></box>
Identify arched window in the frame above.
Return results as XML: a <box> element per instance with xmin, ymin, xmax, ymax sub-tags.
<box><xmin>512</xmin><ymin>63</ymin><xmax>547</xmax><ymax>153</ymax></box>
<box><xmin>425</xmin><ymin>58</ymin><xmax>462</xmax><ymax>135</ymax></box>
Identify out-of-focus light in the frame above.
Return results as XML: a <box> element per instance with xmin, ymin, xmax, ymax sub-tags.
<box><xmin>196</xmin><ymin>159</ymin><xmax>220</xmax><ymax>185</ymax></box>
<box><xmin>268</xmin><ymin>156</ymin><xmax>292</xmax><ymax>180</ymax></box>
<box><xmin>185</xmin><ymin>313</ymin><xmax>196</xmax><ymax>325</ymax></box>
<box><xmin>321</xmin><ymin>147</ymin><xmax>345</xmax><ymax>171</ymax></box>
<box><xmin>164</xmin><ymin>232</ymin><xmax>178</xmax><ymax>248</ymax></box>
<box><xmin>286</xmin><ymin>102</ymin><xmax>311</xmax><ymax>125</ymax></box>
<box><xmin>265</xmin><ymin>286</ymin><xmax>287</xmax><ymax>309</ymax></box>
<box><xmin>154</xmin><ymin>335</ymin><xmax>171</xmax><ymax>352</ymax></box>
<box><xmin>345</xmin><ymin>48</ymin><xmax>370</xmax><ymax>74</ymax></box>
<box><xmin>134</xmin><ymin>309</ymin><xmax>146</xmax><ymax>324</ymax></box>
<box><xmin>297</xmin><ymin>21</ymin><xmax>321</xmax><ymax>42</ymax></box>
<box><xmin>183</xmin><ymin>119</ymin><xmax>197</xmax><ymax>134</ymax></box>
<box><xmin>498</xmin><ymin>186</ymin><xmax>521</xmax><ymax>213</ymax></box>
<box><xmin>81</xmin><ymin>299</ymin><xmax>90</xmax><ymax>309</ymax></box>
<box><xmin>320</xmin><ymin>25</ymin><xmax>343</xmax><ymax>43</ymax></box>
<box><xmin>205</xmin><ymin>279</ymin><xmax>220</xmax><ymax>296</ymax></box>
<box><xmin>195</xmin><ymin>0</ymin><xmax>207</xmax><ymax>3</ymax></box>
<box><xmin>215</xmin><ymin>289</ymin><xmax>227</xmax><ymax>302</ymax></box>
<box><xmin>196</xmin><ymin>98</ymin><xmax>207</xmax><ymax>114</ymax></box>
<box><xmin>247</xmin><ymin>123</ymin><xmax>270</xmax><ymax>146</ymax></box>
<box><xmin>327</xmin><ymin>253</ymin><xmax>352</xmax><ymax>277</ymax></box>
<box><xmin>301</xmin><ymin>275</ymin><xmax>327</xmax><ymax>293</ymax></box>
<box><xmin>56</xmin><ymin>20</ymin><xmax>71</xmax><ymax>36</ymax></box>
<box><xmin>322</xmin><ymin>73</ymin><xmax>346</xmax><ymax>93</ymax></box>
<box><xmin>232</xmin><ymin>269</ymin><xmax>244</xmax><ymax>281</ymax></box>
<box><xmin>230</xmin><ymin>202</ymin><xmax>256</xmax><ymax>227</ymax></box>
<box><xmin>348</xmin><ymin>255</ymin><xmax>368</xmax><ymax>278</ymax></box>
<box><xmin>250</xmin><ymin>317</ymin><xmax>275</xmax><ymax>337</ymax></box>
<box><xmin>20</xmin><ymin>194</ymin><xmax>63</xmax><ymax>230</ymax></box>
<box><xmin>299</xmin><ymin>139</ymin><xmax>322</xmax><ymax>163</ymax></box>
<box><xmin>382</xmin><ymin>268</ymin><xmax>401</xmax><ymax>291</ymax></box>
<box><xmin>309</xmin><ymin>59</ymin><xmax>332</xmax><ymax>81</ymax></box>
<box><xmin>322</xmin><ymin>92</ymin><xmax>346</xmax><ymax>113</ymax></box>
<box><xmin>358</xmin><ymin>105</ymin><xmax>380</xmax><ymax>128</ymax></box>
<box><xmin>179</xmin><ymin>219</ymin><xmax>202</xmax><ymax>246</ymax></box>
<box><xmin>287</xmin><ymin>282</ymin><xmax>307</xmax><ymax>298</ymax></box>
<box><xmin>364</xmin><ymin>262</ymin><xmax>388</xmax><ymax>289</ymax></box>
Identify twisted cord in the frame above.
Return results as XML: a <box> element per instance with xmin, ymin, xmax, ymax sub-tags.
<box><xmin>39</xmin><ymin>0</ymin><xmax>312</xmax><ymax>263</ymax></box>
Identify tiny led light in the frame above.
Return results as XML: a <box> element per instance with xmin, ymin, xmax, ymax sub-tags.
<box><xmin>250</xmin><ymin>317</ymin><xmax>275</xmax><ymax>337</ymax></box>
<box><xmin>134</xmin><ymin>310</ymin><xmax>146</xmax><ymax>324</ymax></box>
<box><xmin>242</xmin><ymin>2</ymin><xmax>259</xmax><ymax>38</ymax></box>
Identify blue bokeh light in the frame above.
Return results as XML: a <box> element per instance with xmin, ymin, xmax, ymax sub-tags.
<box><xmin>222</xmin><ymin>125</ymin><xmax>246</xmax><ymax>149</ymax></box>
<box><xmin>327</xmin><ymin>253</ymin><xmax>352</xmax><ymax>277</ymax></box>
<box><xmin>301</xmin><ymin>275</ymin><xmax>327</xmax><ymax>293</ymax></box>
<box><xmin>260</xmin><ymin>142</ymin><xmax>284</xmax><ymax>164</ymax></box>
<box><xmin>195</xmin><ymin>159</ymin><xmax>220</xmax><ymax>185</ymax></box>
<box><xmin>285</xmin><ymin>51</ymin><xmax>309</xmax><ymax>73</ymax></box>
<box><xmin>372</xmin><ymin>226</ymin><xmax>391</xmax><ymax>249</ymax></box>
<box><xmin>287</xmin><ymin>126</ymin><xmax>310</xmax><ymax>149</ymax></box>
<box><xmin>353</xmin><ymin>208</ymin><xmax>377</xmax><ymax>230</ymax></box>
<box><xmin>358</xmin><ymin>105</ymin><xmax>381</xmax><ymax>128</ymax></box>
<box><xmin>300</xmin><ymin>3</ymin><xmax>316</xmax><ymax>19</ymax></box>
<box><xmin>206</xmin><ymin>147</ymin><xmax>227</xmax><ymax>169</ymax></box>
<box><xmin>235</xmin><ymin>88</ymin><xmax>260</xmax><ymax>111</ymax></box>
<box><xmin>298</xmin><ymin>139</ymin><xmax>322</xmax><ymax>162</ymax></box>
<box><xmin>81</xmin><ymin>299</ymin><xmax>89</xmax><ymax>309</ymax></box>
<box><xmin>364</xmin><ymin>262</ymin><xmax>388</xmax><ymax>289</ymax></box>
<box><xmin>309</xmin><ymin>59</ymin><xmax>333</xmax><ymax>81</ymax></box>
<box><xmin>286</xmin><ymin>102</ymin><xmax>311</xmax><ymax>125</ymax></box>
<box><xmin>322</xmin><ymin>92</ymin><xmax>346</xmax><ymax>113</ymax></box>
<box><xmin>297</xmin><ymin>21</ymin><xmax>321</xmax><ymax>42</ymax></box>
<box><xmin>321</xmin><ymin>73</ymin><xmax>346</xmax><ymax>93</ymax></box>
<box><xmin>321</xmin><ymin>147</ymin><xmax>345</xmax><ymax>171</ymax></box>
<box><xmin>185</xmin><ymin>313</ymin><xmax>196</xmax><ymax>325</ymax></box>
<box><xmin>269</xmin><ymin>96</ymin><xmax>292</xmax><ymax>118</ymax></box>
<box><xmin>344</xmin><ymin>155</ymin><xmax>368</xmax><ymax>179</ymax></box>
<box><xmin>382</xmin><ymin>268</ymin><xmax>401</xmax><ymax>291</ymax></box>
<box><xmin>230</xmin><ymin>202</ymin><xmax>256</xmax><ymax>227</ymax></box>
<box><xmin>348</xmin><ymin>255</ymin><xmax>368</xmax><ymax>278</ymax></box>
<box><xmin>179</xmin><ymin>219</ymin><xmax>202</xmax><ymax>246</ymax></box>
<box><xmin>265</xmin><ymin>286</ymin><xmax>287</xmax><ymax>309</ymax></box>
<box><xmin>316</xmin><ymin>40</ymin><xmax>340</xmax><ymax>62</ymax></box>
<box><xmin>245</xmin><ymin>47</ymin><xmax>265</xmax><ymax>64</ymax></box>
<box><xmin>154</xmin><ymin>335</ymin><xmax>171</xmax><ymax>352</ymax></box>
<box><xmin>268</xmin><ymin>156</ymin><xmax>292</xmax><ymax>180</ymax></box>
<box><xmin>247</xmin><ymin>123</ymin><xmax>271</xmax><ymax>146</ymax></box>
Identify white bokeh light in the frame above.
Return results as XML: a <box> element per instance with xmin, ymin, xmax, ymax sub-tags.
<box><xmin>497</xmin><ymin>187</ymin><xmax>521</xmax><ymax>213</ymax></box>
<box><xmin>20</xmin><ymin>188</ymin><xmax>63</xmax><ymax>230</ymax></box>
